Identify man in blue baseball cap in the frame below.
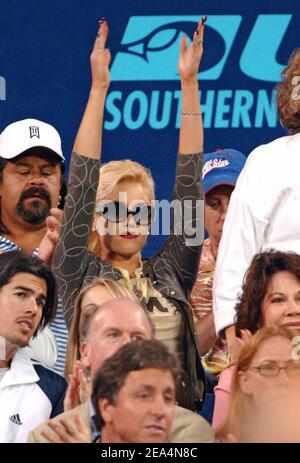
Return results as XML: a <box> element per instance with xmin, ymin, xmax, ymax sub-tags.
<box><xmin>190</xmin><ymin>148</ymin><xmax>246</xmax><ymax>377</ymax></box>
<box><xmin>202</xmin><ymin>149</ymin><xmax>247</xmax><ymax>197</ymax></box>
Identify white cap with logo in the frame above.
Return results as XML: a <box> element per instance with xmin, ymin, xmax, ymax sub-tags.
<box><xmin>0</xmin><ymin>118</ymin><xmax>65</xmax><ymax>161</ymax></box>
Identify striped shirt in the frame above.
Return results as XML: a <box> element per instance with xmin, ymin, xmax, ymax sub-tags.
<box><xmin>0</xmin><ymin>236</ymin><xmax>68</xmax><ymax>375</ymax></box>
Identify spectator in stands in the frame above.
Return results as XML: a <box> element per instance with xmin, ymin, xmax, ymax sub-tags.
<box><xmin>213</xmin><ymin>250</ymin><xmax>300</xmax><ymax>430</ymax></box>
<box><xmin>39</xmin><ymin>340</ymin><xmax>178</xmax><ymax>443</ymax></box>
<box><xmin>216</xmin><ymin>326</ymin><xmax>300</xmax><ymax>442</ymax></box>
<box><xmin>0</xmin><ymin>250</ymin><xmax>67</xmax><ymax>443</ymax></box>
<box><xmin>190</xmin><ymin>149</ymin><xmax>246</xmax><ymax>375</ymax></box>
<box><xmin>92</xmin><ymin>339</ymin><xmax>177</xmax><ymax>443</ymax></box>
<box><xmin>28</xmin><ymin>299</ymin><xmax>214</xmax><ymax>443</ymax></box>
<box><xmin>235</xmin><ymin>250</ymin><xmax>300</xmax><ymax>337</ymax></box>
<box><xmin>0</xmin><ymin>118</ymin><xmax>68</xmax><ymax>373</ymax></box>
<box><xmin>213</xmin><ymin>48</ymin><xmax>300</xmax><ymax>363</ymax></box>
<box><xmin>64</xmin><ymin>277</ymin><xmax>138</xmax><ymax>405</ymax></box>
<box><xmin>53</xmin><ymin>18</ymin><xmax>207</xmax><ymax>410</ymax></box>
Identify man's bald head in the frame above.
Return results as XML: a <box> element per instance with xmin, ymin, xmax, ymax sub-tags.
<box><xmin>83</xmin><ymin>299</ymin><xmax>155</xmax><ymax>341</ymax></box>
<box><xmin>80</xmin><ymin>299</ymin><xmax>155</xmax><ymax>378</ymax></box>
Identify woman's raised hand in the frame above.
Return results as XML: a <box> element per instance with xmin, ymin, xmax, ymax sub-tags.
<box><xmin>90</xmin><ymin>19</ymin><xmax>111</xmax><ymax>90</ymax></box>
<box><xmin>178</xmin><ymin>16</ymin><xmax>206</xmax><ymax>82</ymax></box>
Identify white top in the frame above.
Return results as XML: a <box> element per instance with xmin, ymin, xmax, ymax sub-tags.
<box><xmin>213</xmin><ymin>132</ymin><xmax>300</xmax><ymax>334</ymax></box>
<box><xmin>0</xmin><ymin>368</ymin><xmax>9</xmax><ymax>382</ymax></box>
<box><xmin>0</xmin><ymin>349</ymin><xmax>66</xmax><ymax>443</ymax></box>
<box><xmin>0</xmin><ymin>236</ymin><xmax>67</xmax><ymax>375</ymax></box>
<box><xmin>23</xmin><ymin>326</ymin><xmax>57</xmax><ymax>368</ymax></box>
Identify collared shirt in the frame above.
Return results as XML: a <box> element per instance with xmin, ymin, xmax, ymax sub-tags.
<box><xmin>0</xmin><ymin>235</ymin><xmax>68</xmax><ymax>375</ymax></box>
<box><xmin>88</xmin><ymin>399</ymin><xmax>100</xmax><ymax>443</ymax></box>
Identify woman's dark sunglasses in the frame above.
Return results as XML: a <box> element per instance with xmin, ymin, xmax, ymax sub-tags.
<box><xmin>97</xmin><ymin>201</ymin><xmax>154</xmax><ymax>226</ymax></box>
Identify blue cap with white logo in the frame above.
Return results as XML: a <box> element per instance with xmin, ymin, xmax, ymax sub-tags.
<box><xmin>202</xmin><ymin>148</ymin><xmax>247</xmax><ymax>194</ymax></box>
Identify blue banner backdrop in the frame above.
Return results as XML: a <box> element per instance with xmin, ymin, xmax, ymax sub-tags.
<box><xmin>0</xmin><ymin>0</ymin><xmax>299</xmax><ymax>256</ymax></box>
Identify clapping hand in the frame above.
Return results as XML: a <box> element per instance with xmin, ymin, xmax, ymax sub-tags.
<box><xmin>38</xmin><ymin>208</ymin><xmax>62</xmax><ymax>266</ymax></box>
<box><xmin>41</xmin><ymin>412</ymin><xmax>90</xmax><ymax>443</ymax></box>
<box><xmin>64</xmin><ymin>360</ymin><xmax>91</xmax><ymax>411</ymax></box>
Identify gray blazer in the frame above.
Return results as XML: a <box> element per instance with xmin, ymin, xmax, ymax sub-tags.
<box><xmin>28</xmin><ymin>402</ymin><xmax>214</xmax><ymax>443</ymax></box>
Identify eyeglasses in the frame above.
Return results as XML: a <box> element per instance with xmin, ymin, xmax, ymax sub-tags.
<box><xmin>248</xmin><ymin>360</ymin><xmax>300</xmax><ymax>377</ymax></box>
<box><xmin>96</xmin><ymin>201</ymin><xmax>154</xmax><ymax>226</ymax></box>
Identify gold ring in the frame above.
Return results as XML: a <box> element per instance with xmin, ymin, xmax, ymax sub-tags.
<box><xmin>197</xmin><ymin>38</ymin><xmax>203</xmax><ymax>46</ymax></box>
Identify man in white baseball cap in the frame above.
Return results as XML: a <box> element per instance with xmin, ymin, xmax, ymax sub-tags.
<box><xmin>0</xmin><ymin>118</ymin><xmax>64</xmax><ymax>162</ymax></box>
<box><xmin>0</xmin><ymin>118</ymin><xmax>68</xmax><ymax>376</ymax></box>
<box><xmin>0</xmin><ymin>118</ymin><xmax>65</xmax><ymax>240</ymax></box>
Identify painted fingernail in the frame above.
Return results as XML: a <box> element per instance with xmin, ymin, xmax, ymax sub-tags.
<box><xmin>202</xmin><ymin>16</ymin><xmax>208</xmax><ymax>25</ymax></box>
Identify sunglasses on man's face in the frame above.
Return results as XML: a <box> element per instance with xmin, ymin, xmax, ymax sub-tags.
<box><xmin>97</xmin><ymin>201</ymin><xmax>154</xmax><ymax>226</ymax></box>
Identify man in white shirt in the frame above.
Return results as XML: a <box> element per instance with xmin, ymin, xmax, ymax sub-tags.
<box><xmin>213</xmin><ymin>48</ymin><xmax>300</xmax><ymax>358</ymax></box>
<box><xmin>0</xmin><ymin>250</ymin><xmax>67</xmax><ymax>442</ymax></box>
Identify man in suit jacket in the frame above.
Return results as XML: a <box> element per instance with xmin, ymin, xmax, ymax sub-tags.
<box><xmin>28</xmin><ymin>299</ymin><xmax>214</xmax><ymax>443</ymax></box>
<box><xmin>28</xmin><ymin>400</ymin><xmax>214</xmax><ymax>443</ymax></box>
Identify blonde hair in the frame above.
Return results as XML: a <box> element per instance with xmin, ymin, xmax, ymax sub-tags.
<box><xmin>65</xmin><ymin>277</ymin><xmax>138</xmax><ymax>378</ymax></box>
<box><xmin>89</xmin><ymin>159</ymin><xmax>155</xmax><ymax>256</ymax></box>
<box><xmin>217</xmin><ymin>325</ymin><xmax>295</xmax><ymax>442</ymax></box>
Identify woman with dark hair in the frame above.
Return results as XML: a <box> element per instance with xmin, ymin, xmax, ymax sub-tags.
<box><xmin>236</xmin><ymin>249</ymin><xmax>300</xmax><ymax>336</ymax></box>
<box><xmin>213</xmin><ymin>249</ymin><xmax>300</xmax><ymax>431</ymax></box>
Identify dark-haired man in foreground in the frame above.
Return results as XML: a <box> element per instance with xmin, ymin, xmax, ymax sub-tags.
<box><xmin>40</xmin><ymin>339</ymin><xmax>178</xmax><ymax>443</ymax></box>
